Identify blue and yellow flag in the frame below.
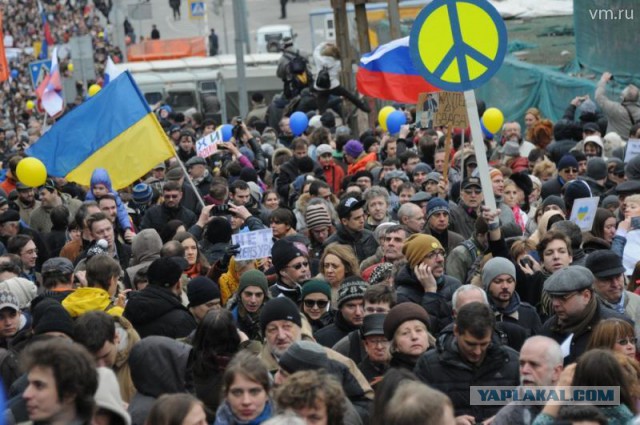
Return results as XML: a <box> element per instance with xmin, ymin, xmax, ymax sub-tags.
<box><xmin>26</xmin><ymin>71</ymin><xmax>175</xmax><ymax>190</ymax></box>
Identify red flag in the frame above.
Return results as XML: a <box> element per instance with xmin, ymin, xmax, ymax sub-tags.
<box><xmin>0</xmin><ymin>12</ymin><xmax>9</xmax><ymax>82</ymax></box>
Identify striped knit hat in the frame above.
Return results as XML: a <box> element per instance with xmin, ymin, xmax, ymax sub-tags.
<box><xmin>305</xmin><ymin>204</ymin><xmax>332</xmax><ymax>230</ymax></box>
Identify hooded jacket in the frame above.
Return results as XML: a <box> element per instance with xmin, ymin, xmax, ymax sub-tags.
<box><xmin>323</xmin><ymin>224</ymin><xmax>378</xmax><ymax>263</ymax></box>
<box><xmin>85</xmin><ymin>168</ymin><xmax>133</xmax><ymax>231</ymax></box>
<box><xmin>62</xmin><ymin>287</ymin><xmax>123</xmax><ymax>318</ymax></box>
<box><xmin>123</xmin><ymin>285</ymin><xmax>196</xmax><ymax>339</ymax></box>
<box><xmin>114</xmin><ymin>316</ymin><xmax>141</xmax><ymax>403</ymax></box>
<box><xmin>95</xmin><ymin>367</ymin><xmax>132</xmax><ymax>425</ymax></box>
<box><xmin>414</xmin><ymin>326</ymin><xmax>520</xmax><ymax>421</ymax></box>
<box><xmin>125</xmin><ymin>229</ymin><xmax>162</xmax><ymax>284</ymax></box>
<box><xmin>128</xmin><ymin>336</ymin><xmax>192</xmax><ymax>425</ymax></box>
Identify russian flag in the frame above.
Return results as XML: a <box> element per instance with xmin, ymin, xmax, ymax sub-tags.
<box><xmin>35</xmin><ymin>47</ymin><xmax>63</xmax><ymax>117</ymax></box>
<box><xmin>38</xmin><ymin>1</ymin><xmax>54</xmax><ymax>59</ymax></box>
<box><xmin>104</xmin><ymin>56</ymin><xmax>123</xmax><ymax>85</ymax></box>
<box><xmin>357</xmin><ymin>37</ymin><xmax>439</xmax><ymax>104</ymax></box>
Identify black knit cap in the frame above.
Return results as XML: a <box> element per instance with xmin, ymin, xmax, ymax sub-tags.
<box><xmin>187</xmin><ymin>276</ymin><xmax>221</xmax><ymax>308</ymax></box>
<box><xmin>147</xmin><ymin>257</ymin><xmax>185</xmax><ymax>288</ymax></box>
<box><xmin>278</xmin><ymin>340</ymin><xmax>329</xmax><ymax>374</ymax></box>
<box><xmin>259</xmin><ymin>297</ymin><xmax>301</xmax><ymax>333</ymax></box>
<box><xmin>271</xmin><ymin>239</ymin><xmax>306</xmax><ymax>273</ymax></box>
<box><xmin>33</xmin><ymin>298</ymin><xmax>74</xmax><ymax>338</ymax></box>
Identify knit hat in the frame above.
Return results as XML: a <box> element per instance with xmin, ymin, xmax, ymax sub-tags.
<box><xmin>132</xmin><ymin>183</ymin><xmax>154</xmax><ymax>205</ymax></box>
<box><xmin>481</xmin><ymin>257</ymin><xmax>516</xmax><ymax>290</ymax></box>
<box><xmin>368</xmin><ymin>263</ymin><xmax>394</xmax><ymax>285</ymax></box>
<box><xmin>0</xmin><ymin>290</ymin><xmax>18</xmax><ymax>311</ymax></box>
<box><xmin>305</xmin><ymin>204</ymin><xmax>332</xmax><ymax>230</ymax></box>
<box><xmin>383</xmin><ymin>303</ymin><xmax>430</xmax><ymax>340</ymax></box>
<box><xmin>0</xmin><ymin>277</ymin><xmax>37</xmax><ymax>309</ymax></box>
<box><xmin>353</xmin><ymin>170</ymin><xmax>374</xmax><ymax>184</ymax></box>
<box><xmin>602</xmin><ymin>195</ymin><xmax>620</xmax><ymax>209</ymax></box>
<box><xmin>362</xmin><ymin>313</ymin><xmax>386</xmax><ymax>337</ymax></box>
<box><xmin>95</xmin><ymin>368</ymin><xmax>131</xmax><ymax>425</ymax></box>
<box><xmin>402</xmin><ymin>234</ymin><xmax>443</xmax><ymax>269</ymax></box>
<box><xmin>271</xmin><ymin>239</ymin><xmax>306</xmax><ymax>273</ymax></box>
<box><xmin>413</xmin><ymin>163</ymin><xmax>432</xmax><ymax>175</ymax></box>
<box><xmin>260</xmin><ymin>297</ymin><xmax>302</xmax><ymax>332</ymax></box>
<box><xmin>426</xmin><ymin>197</ymin><xmax>450</xmax><ymax>221</ymax></box>
<box><xmin>586</xmin><ymin>157</ymin><xmax>607</xmax><ymax>181</ymax></box>
<box><xmin>301</xmin><ymin>279</ymin><xmax>332</xmax><ymax>300</ymax></box>
<box><xmin>0</xmin><ymin>209</ymin><xmax>20</xmax><ymax>224</ymax></box>
<box><xmin>165</xmin><ymin>167</ymin><xmax>184</xmax><ymax>181</ymax></box>
<box><xmin>337</xmin><ymin>276</ymin><xmax>368</xmax><ymax>309</ymax></box>
<box><xmin>33</xmin><ymin>298</ymin><xmax>74</xmax><ymax>338</ymax></box>
<box><xmin>87</xmin><ymin>239</ymin><xmax>109</xmax><ymax>259</ymax></box>
<box><xmin>186</xmin><ymin>276</ymin><xmax>221</xmax><ymax>308</ymax></box>
<box><xmin>278</xmin><ymin>341</ymin><xmax>329</xmax><ymax>374</ymax></box>
<box><xmin>625</xmin><ymin>155</ymin><xmax>640</xmax><ymax>181</ymax></box>
<box><xmin>147</xmin><ymin>257</ymin><xmax>184</xmax><ymax>288</ymax></box>
<box><xmin>557</xmin><ymin>154</ymin><xmax>579</xmax><ymax>171</ymax></box>
<box><xmin>316</xmin><ymin>144</ymin><xmax>333</xmax><ymax>157</ymax></box>
<box><xmin>564</xmin><ymin>180</ymin><xmax>592</xmax><ymax>210</ymax></box>
<box><xmin>541</xmin><ymin>195</ymin><xmax>566</xmax><ymax>214</ymax></box>
<box><xmin>343</xmin><ymin>140</ymin><xmax>364</xmax><ymax>158</ymax></box>
<box><xmin>238</xmin><ymin>269</ymin><xmax>269</xmax><ymax>296</ymax></box>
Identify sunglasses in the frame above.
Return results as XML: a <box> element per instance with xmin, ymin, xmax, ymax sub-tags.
<box><xmin>286</xmin><ymin>261</ymin><xmax>309</xmax><ymax>270</ymax></box>
<box><xmin>463</xmin><ymin>188</ymin><xmax>481</xmax><ymax>195</ymax></box>
<box><xmin>304</xmin><ymin>299</ymin><xmax>329</xmax><ymax>309</ymax></box>
<box><xmin>617</xmin><ymin>337</ymin><xmax>638</xmax><ymax>346</ymax></box>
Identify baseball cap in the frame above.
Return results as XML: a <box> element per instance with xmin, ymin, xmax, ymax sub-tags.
<box><xmin>336</xmin><ymin>197</ymin><xmax>365</xmax><ymax>219</ymax></box>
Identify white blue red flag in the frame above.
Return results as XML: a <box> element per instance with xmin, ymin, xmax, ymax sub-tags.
<box><xmin>35</xmin><ymin>47</ymin><xmax>63</xmax><ymax>116</ymax></box>
<box><xmin>357</xmin><ymin>37</ymin><xmax>439</xmax><ymax>104</ymax></box>
<box><xmin>38</xmin><ymin>1</ymin><xmax>54</xmax><ymax>59</ymax></box>
<box><xmin>104</xmin><ymin>56</ymin><xmax>122</xmax><ymax>85</ymax></box>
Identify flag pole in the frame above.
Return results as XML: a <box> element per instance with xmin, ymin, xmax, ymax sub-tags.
<box><xmin>172</xmin><ymin>154</ymin><xmax>206</xmax><ymax>208</ymax></box>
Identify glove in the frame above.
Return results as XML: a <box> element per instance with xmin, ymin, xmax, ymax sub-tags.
<box><xmin>219</xmin><ymin>243</ymin><xmax>241</xmax><ymax>270</ymax></box>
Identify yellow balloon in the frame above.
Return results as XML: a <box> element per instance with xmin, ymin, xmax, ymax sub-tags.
<box><xmin>378</xmin><ymin>106</ymin><xmax>395</xmax><ymax>132</ymax></box>
<box><xmin>88</xmin><ymin>84</ymin><xmax>102</xmax><ymax>97</ymax></box>
<box><xmin>482</xmin><ymin>107</ymin><xmax>504</xmax><ymax>134</ymax></box>
<box><xmin>16</xmin><ymin>157</ymin><xmax>47</xmax><ymax>188</ymax></box>
<box><xmin>67</xmin><ymin>63</ymin><xmax>74</xmax><ymax>72</ymax></box>
<box><xmin>25</xmin><ymin>100</ymin><xmax>35</xmax><ymax>110</ymax></box>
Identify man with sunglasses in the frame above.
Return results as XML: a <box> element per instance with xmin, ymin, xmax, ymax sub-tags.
<box><xmin>270</xmin><ymin>239</ymin><xmax>311</xmax><ymax>303</ymax></box>
<box><xmin>139</xmin><ymin>180</ymin><xmax>197</xmax><ymax>233</ymax></box>
<box><xmin>541</xmin><ymin>154</ymin><xmax>579</xmax><ymax>199</ymax></box>
<box><xmin>449</xmin><ymin>177</ymin><xmax>484</xmax><ymax>239</ymax></box>
<box><xmin>541</xmin><ymin>265</ymin><xmax>631</xmax><ymax>365</ymax></box>
<box><xmin>586</xmin><ymin>250</ymin><xmax>640</xmax><ymax>335</ymax></box>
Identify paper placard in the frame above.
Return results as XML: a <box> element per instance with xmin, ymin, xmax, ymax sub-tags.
<box><xmin>623</xmin><ymin>229</ymin><xmax>640</xmax><ymax>275</ymax></box>
<box><xmin>195</xmin><ymin>129</ymin><xmax>223</xmax><ymax>159</ymax></box>
<box><xmin>625</xmin><ymin>139</ymin><xmax>640</xmax><ymax>163</ymax></box>
<box><xmin>569</xmin><ymin>196</ymin><xmax>599</xmax><ymax>231</ymax></box>
<box><xmin>434</xmin><ymin>91</ymin><xmax>468</xmax><ymax>128</ymax></box>
<box><xmin>232</xmin><ymin>229</ymin><xmax>273</xmax><ymax>261</ymax></box>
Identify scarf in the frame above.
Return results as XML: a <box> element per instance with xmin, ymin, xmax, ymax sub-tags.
<box><xmin>429</xmin><ymin>227</ymin><xmax>449</xmax><ymax>252</ymax></box>
<box><xmin>215</xmin><ymin>400</ymin><xmax>273</xmax><ymax>425</ymax></box>
<box><xmin>185</xmin><ymin>262</ymin><xmax>202</xmax><ymax>279</ymax></box>
<box><xmin>512</xmin><ymin>205</ymin><xmax>525</xmax><ymax>231</ymax></box>
<box><xmin>600</xmin><ymin>291</ymin><xmax>626</xmax><ymax>314</ymax></box>
<box><xmin>551</xmin><ymin>295</ymin><xmax>598</xmax><ymax>336</ymax></box>
<box><xmin>493</xmin><ymin>291</ymin><xmax>522</xmax><ymax>317</ymax></box>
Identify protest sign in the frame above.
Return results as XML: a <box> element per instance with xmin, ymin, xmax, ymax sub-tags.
<box><xmin>195</xmin><ymin>129</ymin><xmax>222</xmax><ymax>159</ymax></box>
<box><xmin>569</xmin><ymin>196</ymin><xmax>599</xmax><ymax>231</ymax></box>
<box><xmin>625</xmin><ymin>139</ymin><xmax>640</xmax><ymax>163</ymax></box>
<box><xmin>232</xmin><ymin>228</ymin><xmax>273</xmax><ymax>261</ymax></box>
<box><xmin>434</xmin><ymin>91</ymin><xmax>468</xmax><ymax>128</ymax></box>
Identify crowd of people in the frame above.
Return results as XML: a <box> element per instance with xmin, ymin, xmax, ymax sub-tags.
<box><xmin>2</xmin><ymin>2</ymin><xmax>640</xmax><ymax>425</ymax></box>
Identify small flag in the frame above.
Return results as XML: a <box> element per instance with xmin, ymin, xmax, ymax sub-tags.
<box><xmin>38</xmin><ymin>1</ymin><xmax>54</xmax><ymax>59</ymax></box>
<box><xmin>0</xmin><ymin>12</ymin><xmax>9</xmax><ymax>82</ymax></box>
<box><xmin>35</xmin><ymin>47</ymin><xmax>63</xmax><ymax>116</ymax></box>
<box><xmin>104</xmin><ymin>56</ymin><xmax>122</xmax><ymax>85</ymax></box>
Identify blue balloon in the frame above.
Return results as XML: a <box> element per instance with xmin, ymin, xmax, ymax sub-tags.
<box><xmin>221</xmin><ymin>124</ymin><xmax>234</xmax><ymax>142</ymax></box>
<box><xmin>289</xmin><ymin>111</ymin><xmax>309</xmax><ymax>136</ymax></box>
<box><xmin>386</xmin><ymin>110</ymin><xmax>407</xmax><ymax>134</ymax></box>
<box><xmin>10</xmin><ymin>70</ymin><xmax>18</xmax><ymax>79</ymax></box>
<box><xmin>481</xmin><ymin>120</ymin><xmax>494</xmax><ymax>140</ymax></box>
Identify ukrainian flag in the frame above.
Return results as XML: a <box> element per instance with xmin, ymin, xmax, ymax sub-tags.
<box><xmin>26</xmin><ymin>71</ymin><xmax>175</xmax><ymax>190</ymax></box>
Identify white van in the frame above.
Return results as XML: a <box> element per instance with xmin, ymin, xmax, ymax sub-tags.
<box><xmin>256</xmin><ymin>25</ymin><xmax>295</xmax><ymax>54</ymax></box>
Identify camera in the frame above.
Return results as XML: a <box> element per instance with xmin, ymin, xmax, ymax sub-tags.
<box><xmin>210</xmin><ymin>204</ymin><xmax>231</xmax><ymax>215</ymax></box>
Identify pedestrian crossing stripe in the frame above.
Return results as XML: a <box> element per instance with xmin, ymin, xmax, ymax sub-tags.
<box><xmin>190</xmin><ymin>1</ymin><xmax>205</xmax><ymax>18</ymax></box>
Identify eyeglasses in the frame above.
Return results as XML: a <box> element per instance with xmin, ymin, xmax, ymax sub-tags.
<box><xmin>365</xmin><ymin>338</ymin><xmax>388</xmax><ymax>346</ymax></box>
<box><xmin>304</xmin><ymin>299</ymin><xmax>329</xmax><ymax>309</ymax></box>
<box><xmin>549</xmin><ymin>291</ymin><xmax>580</xmax><ymax>302</ymax></box>
<box><xmin>426</xmin><ymin>249</ymin><xmax>446</xmax><ymax>260</ymax></box>
<box><xmin>463</xmin><ymin>188</ymin><xmax>482</xmax><ymax>195</ymax></box>
<box><xmin>618</xmin><ymin>337</ymin><xmax>638</xmax><ymax>346</ymax></box>
<box><xmin>286</xmin><ymin>261</ymin><xmax>309</xmax><ymax>270</ymax></box>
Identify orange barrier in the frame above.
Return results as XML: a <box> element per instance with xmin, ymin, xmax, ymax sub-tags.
<box><xmin>127</xmin><ymin>37</ymin><xmax>206</xmax><ymax>61</ymax></box>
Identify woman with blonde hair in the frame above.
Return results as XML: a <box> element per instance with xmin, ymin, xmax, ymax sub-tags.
<box><xmin>318</xmin><ymin>243</ymin><xmax>360</xmax><ymax>304</ymax></box>
<box><xmin>383</xmin><ymin>303</ymin><xmax>434</xmax><ymax>371</ymax></box>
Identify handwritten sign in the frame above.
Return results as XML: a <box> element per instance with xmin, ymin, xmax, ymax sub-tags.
<box><xmin>195</xmin><ymin>129</ymin><xmax>222</xmax><ymax>159</ymax></box>
<box><xmin>569</xmin><ymin>196</ymin><xmax>599</xmax><ymax>231</ymax></box>
<box><xmin>623</xmin><ymin>230</ymin><xmax>640</xmax><ymax>275</ymax></box>
<box><xmin>434</xmin><ymin>91</ymin><xmax>468</xmax><ymax>128</ymax></box>
<box><xmin>625</xmin><ymin>139</ymin><xmax>640</xmax><ymax>163</ymax></box>
<box><xmin>232</xmin><ymin>229</ymin><xmax>273</xmax><ymax>261</ymax></box>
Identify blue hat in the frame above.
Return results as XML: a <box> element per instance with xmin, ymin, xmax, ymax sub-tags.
<box><xmin>557</xmin><ymin>154</ymin><xmax>579</xmax><ymax>171</ymax></box>
<box><xmin>426</xmin><ymin>197</ymin><xmax>450</xmax><ymax>221</ymax></box>
<box><xmin>132</xmin><ymin>183</ymin><xmax>153</xmax><ymax>205</ymax></box>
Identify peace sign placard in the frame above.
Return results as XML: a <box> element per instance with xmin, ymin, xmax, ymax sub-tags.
<box><xmin>409</xmin><ymin>0</ymin><xmax>507</xmax><ymax>92</ymax></box>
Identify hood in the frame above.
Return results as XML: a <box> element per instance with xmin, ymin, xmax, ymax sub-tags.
<box><xmin>0</xmin><ymin>277</ymin><xmax>37</xmax><ymax>309</ymax></box>
<box><xmin>61</xmin><ymin>287</ymin><xmax>116</xmax><ymax>318</ymax></box>
<box><xmin>95</xmin><ymin>367</ymin><xmax>131</xmax><ymax>425</ymax></box>
<box><xmin>123</xmin><ymin>285</ymin><xmax>185</xmax><ymax>325</ymax></box>
<box><xmin>90</xmin><ymin>168</ymin><xmax>114</xmax><ymax>192</ymax></box>
<box><xmin>532</xmin><ymin>210</ymin><xmax>565</xmax><ymax>242</ymax></box>
<box><xmin>131</xmin><ymin>229</ymin><xmax>162</xmax><ymax>264</ymax></box>
<box><xmin>114</xmin><ymin>316</ymin><xmax>140</xmax><ymax>370</ymax></box>
<box><xmin>128</xmin><ymin>335</ymin><xmax>192</xmax><ymax>396</ymax></box>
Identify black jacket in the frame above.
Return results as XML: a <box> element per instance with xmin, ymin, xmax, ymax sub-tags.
<box><xmin>540</xmin><ymin>176</ymin><xmax>564</xmax><ymax>199</ymax></box>
<box><xmin>395</xmin><ymin>265</ymin><xmax>461</xmax><ymax>334</ymax></box>
<box><xmin>315</xmin><ymin>311</ymin><xmax>359</xmax><ymax>349</ymax></box>
<box><xmin>414</xmin><ymin>327</ymin><xmax>520</xmax><ymax>421</ymax></box>
<box><xmin>124</xmin><ymin>286</ymin><xmax>197</xmax><ymax>339</ymax></box>
<box><xmin>541</xmin><ymin>301</ymin><xmax>632</xmax><ymax>365</ymax></box>
<box><xmin>140</xmin><ymin>204</ymin><xmax>197</xmax><ymax>234</ymax></box>
<box><xmin>276</xmin><ymin>157</ymin><xmax>324</xmax><ymax>204</ymax></box>
<box><xmin>323</xmin><ymin>224</ymin><xmax>378</xmax><ymax>263</ymax></box>
<box><xmin>489</xmin><ymin>295</ymin><xmax>542</xmax><ymax>337</ymax></box>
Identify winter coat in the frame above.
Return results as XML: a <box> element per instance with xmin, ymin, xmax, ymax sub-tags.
<box><xmin>128</xmin><ymin>336</ymin><xmax>192</xmax><ymax>425</ymax></box>
<box><xmin>395</xmin><ymin>265</ymin><xmax>460</xmax><ymax>334</ymax></box>
<box><xmin>424</xmin><ymin>227</ymin><xmax>465</xmax><ymax>254</ymax></box>
<box><xmin>445</xmin><ymin>237</ymin><xmax>484</xmax><ymax>284</ymax></box>
<box><xmin>61</xmin><ymin>287</ymin><xmax>124</xmax><ymax>318</ymax></box>
<box><xmin>414</xmin><ymin>327</ymin><xmax>520</xmax><ymax>421</ymax></box>
<box><xmin>123</xmin><ymin>285</ymin><xmax>197</xmax><ymax>339</ymax></box>
<box><xmin>312</xmin><ymin>42</ymin><xmax>341</xmax><ymax>91</ymax></box>
<box><xmin>322</xmin><ymin>161</ymin><xmax>346</xmax><ymax>195</ymax></box>
<box><xmin>139</xmin><ymin>203</ymin><xmax>197</xmax><ymax>234</ymax></box>
<box><xmin>276</xmin><ymin>157</ymin><xmax>324</xmax><ymax>204</ymax></box>
<box><xmin>315</xmin><ymin>311</ymin><xmax>359</xmax><ymax>349</ymax></box>
<box><xmin>30</xmin><ymin>192</ymin><xmax>83</xmax><ymax>235</ymax></box>
<box><xmin>85</xmin><ymin>168</ymin><xmax>132</xmax><ymax>231</ymax></box>
<box><xmin>547</xmin><ymin>138</ymin><xmax>578</xmax><ymax>164</ymax></box>
<box><xmin>323</xmin><ymin>224</ymin><xmax>378</xmax><ymax>263</ymax></box>
<box><xmin>125</xmin><ymin>229</ymin><xmax>162</xmax><ymax>284</ymax></box>
<box><xmin>347</xmin><ymin>152</ymin><xmax>377</xmax><ymax>176</ymax></box>
<box><xmin>540</xmin><ymin>175</ymin><xmax>564</xmax><ymax>199</ymax></box>
<box><xmin>448</xmin><ymin>202</ymin><xmax>477</xmax><ymax>240</ymax></box>
<box><xmin>595</xmin><ymin>80</ymin><xmax>640</xmax><ymax>139</ymax></box>
<box><xmin>488</xmin><ymin>294</ymin><xmax>543</xmax><ymax>337</ymax></box>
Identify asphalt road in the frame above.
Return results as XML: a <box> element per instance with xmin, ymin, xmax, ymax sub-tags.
<box><xmin>115</xmin><ymin>0</ymin><xmax>331</xmax><ymax>56</ymax></box>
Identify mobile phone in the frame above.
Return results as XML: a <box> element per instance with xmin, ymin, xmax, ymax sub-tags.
<box><xmin>210</xmin><ymin>204</ymin><xmax>231</xmax><ymax>216</ymax></box>
<box><xmin>519</xmin><ymin>257</ymin><xmax>533</xmax><ymax>269</ymax></box>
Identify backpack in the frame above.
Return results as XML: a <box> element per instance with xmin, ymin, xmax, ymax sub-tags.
<box><xmin>461</xmin><ymin>239</ymin><xmax>484</xmax><ymax>285</ymax></box>
<box><xmin>288</xmin><ymin>53</ymin><xmax>308</xmax><ymax>76</ymax></box>
<box><xmin>316</xmin><ymin>66</ymin><xmax>331</xmax><ymax>90</ymax></box>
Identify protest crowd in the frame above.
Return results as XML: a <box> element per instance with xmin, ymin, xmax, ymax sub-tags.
<box><xmin>2</xmin><ymin>1</ymin><xmax>640</xmax><ymax>425</ymax></box>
